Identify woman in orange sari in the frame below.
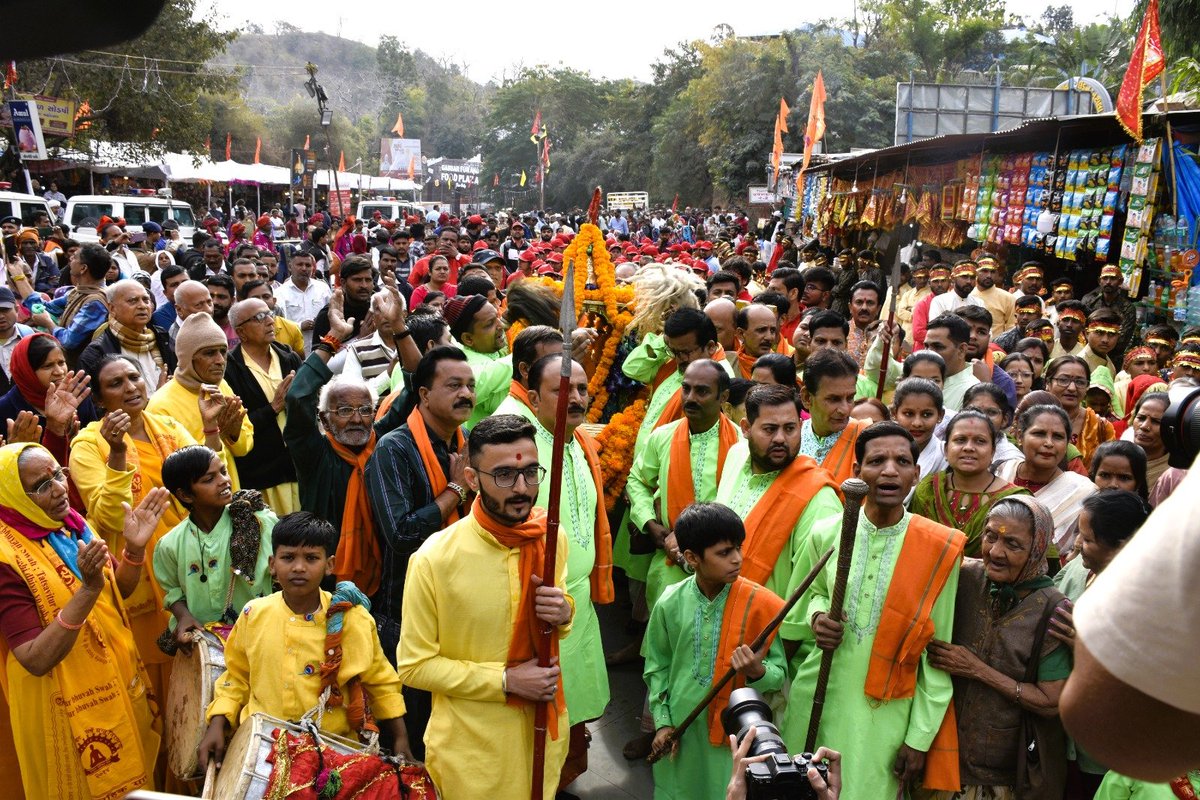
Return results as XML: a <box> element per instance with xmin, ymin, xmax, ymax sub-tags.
<box><xmin>0</xmin><ymin>442</ymin><xmax>170</xmax><ymax>799</ymax></box>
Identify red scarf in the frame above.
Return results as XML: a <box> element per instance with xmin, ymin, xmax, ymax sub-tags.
<box><xmin>470</xmin><ymin>497</ymin><xmax>564</xmax><ymax>740</ymax></box>
<box><xmin>11</xmin><ymin>333</ymin><xmax>55</xmax><ymax>410</ymax></box>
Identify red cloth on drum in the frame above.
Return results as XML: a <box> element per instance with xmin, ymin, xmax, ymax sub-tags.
<box><xmin>266</xmin><ymin>727</ymin><xmax>438</xmax><ymax>799</ymax></box>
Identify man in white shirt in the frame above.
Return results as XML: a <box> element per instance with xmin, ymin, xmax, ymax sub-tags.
<box><xmin>276</xmin><ymin>249</ymin><xmax>331</xmax><ymax>351</ymax></box>
<box><xmin>921</xmin><ymin>313</ymin><xmax>979</xmax><ymax>410</ymax></box>
<box><xmin>927</xmin><ymin>260</ymin><xmax>984</xmax><ymax>321</ymax></box>
<box><xmin>99</xmin><ymin>223</ymin><xmax>141</xmax><ymax>279</ymax></box>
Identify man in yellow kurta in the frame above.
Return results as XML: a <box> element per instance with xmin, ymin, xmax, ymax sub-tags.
<box><xmin>146</xmin><ymin>313</ymin><xmax>254</xmax><ymax>492</ymax></box>
<box><xmin>397</xmin><ymin>414</ymin><xmax>575</xmax><ymax>800</ymax></box>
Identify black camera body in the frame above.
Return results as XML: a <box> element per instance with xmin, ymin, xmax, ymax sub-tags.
<box><xmin>723</xmin><ymin>687</ymin><xmax>829</xmax><ymax>800</ymax></box>
<box><xmin>1162</xmin><ymin>385</ymin><xmax>1200</xmax><ymax>469</ymax></box>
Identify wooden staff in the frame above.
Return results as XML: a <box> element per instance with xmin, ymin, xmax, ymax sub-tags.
<box><xmin>531</xmin><ymin>188</ymin><xmax>602</xmax><ymax>800</ymax></box>
<box><xmin>875</xmin><ymin>224</ymin><xmax>906</xmax><ymax>401</ymax></box>
<box><xmin>804</xmin><ymin>477</ymin><xmax>869</xmax><ymax>752</ymax></box>
<box><xmin>646</xmin><ymin>545</ymin><xmax>835</xmax><ymax>765</ymax></box>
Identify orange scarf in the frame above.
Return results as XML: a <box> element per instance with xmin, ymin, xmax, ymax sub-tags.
<box><xmin>407</xmin><ymin>406</ymin><xmax>465</xmax><ymax>525</ymax></box>
<box><xmin>708</xmin><ymin>577</ymin><xmax>784</xmax><ymax>745</ymax></box>
<box><xmin>507</xmin><ymin>384</ymin><xmax>614</xmax><ymax>604</ymax></box>
<box><xmin>864</xmin><ymin>514</ymin><xmax>965</xmax><ymax>791</ymax></box>
<box><xmin>325</xmin><ymin>431</ymin><xmax>382</xmax><ymax>596</ymax></box>
<box><xmin>649</xmin><ymin>345</ymin><xmax>729</xmax><ymax>429</ymax></box>
<box><xmin>740</xmin><ymin>456</ymin><xmax>838</xmax><ymax>585</ymax></box>
<box><xmin>666</xmin><ymin>415</ymin><xmax>740</xmax><ymax>525</ymax></box>
<box><xmin>471</xmin><ymin>497</ymin><xmax>565</xmax><ymax>740</ymax></box>
<box><xmin>821</xmin><ymin>418</ymin><xmax>869</xmax><ymax>487</ymax></box>
<box><xmin>735</xmin><ymin>346</ymin><xmax>758</xmax><ymax>379</ymax></box>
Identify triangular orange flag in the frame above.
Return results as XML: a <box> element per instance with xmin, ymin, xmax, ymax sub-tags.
<box><xmin>303</xmin><ymin>134</ymin><xmax>310</xmax><ymax>150</ymax></box>
<box><xmin>338</xmin><ymin>151</ymin><xmax>346</xmax><ymax>172</ymax></box>
<box><xmin>392</xmin><ymin>112</ymin><xmax>404</xmax><ymax>137</ymax></box>
<box><xmin>225</xmin><ymin>133</ymin><xmax>231</xmax><ymax>161</ymax></box>
<box><xmin>1115</xmin><ymin>0</ymin><xmax>1165</xmax><ymax>143</ymax></box>
<box><xmin>407</xmin><ymin>156</ymin><xmax>415</xmax><ymax>181</ymax></box>
<box><xmin>253</xmin><ymin>137</ymin><xmax>262</xmax><ymax>164</ymax></box>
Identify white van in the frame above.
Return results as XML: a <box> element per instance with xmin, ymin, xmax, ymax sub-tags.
<box><xmin>65</xmin><ymin>192</ymin><xmax>196</xmax><ymax>243</ymax></box>
<box><xmin>356</xmin><ymin>198</ymin><xmax>417</xmax><ymax>223</ymax></box>
<box><xmin>0</xmin><ymin>191</ymin><xmax>54</xmax><ymax>226</ymax></box>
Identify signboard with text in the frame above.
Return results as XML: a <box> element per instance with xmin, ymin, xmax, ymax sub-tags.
<box><xmin>748</xmin><ymin>185</ymin><xmax>774</xmax><ymax>204</ymax></box>
<box><xmin>380</xmin><ymin>138</ymin><xmax>422</xmax><ymax>179</ymax></box>
<box><xmin>291</xmin><ymin>148</ymin><xmax>317</xmax><ymax>189</ymax></box>
<box><xmin>8</xmin><ymin>101</ymin><xmax>46</xmax><ymax>161</ymax></box>
<box><xmin>0</xmin><ymin>94</ymin><xmax>76</xmax><ymax>138</ymax></box>
<box><xmin>330</xmin><ymin>189</ymin><xmax>352</xmax><ymax>216</ymax></box>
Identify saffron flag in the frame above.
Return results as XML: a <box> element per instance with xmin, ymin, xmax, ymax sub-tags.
<box><xmin>798</xmin><ymin>72</ymin><xmax>827</xmax><ymax>197</ymax></box>
<box><xmin>771</xmin><ymin>97</ymin><xmax>790</xmax><ymax>188</ymax></box>
<box><xmin>530</xmin><ymin>109</ymin><xmax>542</xmax><ymax>143</ymax></box>
<box><xmin>338</xmin><ymin>151</ymin><xmax>346</xmax><ymax>173</ymax></box>
<box><xmin>3</xmin><ymin>61</ymin><xmax>16</xmax><ymax>91</ymax></box>
<box><xmin>541</xmin><ymin>135</ymin><xmax>551</xmax><ymax>172</ymax></box>
<box><xmin>303</xmin><ymin>134</ymin><xmax>310</xmax><ymax>150</ymax></box>
<box><xmin>205</xmin><ymin>135</ymin><xmax>211</xmax><ymax>153</ymax></box>
<box><xmin>1115</xmin><ymin>0</ymin><xmax>1165</xmax><ymax>143</ymax></box>
<box><xmin>253</xmin><ymin>137</ymin><xmax>261</xmax><ymax>164</ymax></box>
<box><xmin>520</xmin><ymin>169</ymin><xmax>527</xmax><ymax>187</ymax></box>
<box><xmin>225</xmin><ymin>133</ymin><xmax>231</xmax><ymax>161</ymax></box>
<box><xmin>493</xmin><ymin>173</ymin><xmax>500</xmax><ymax>187</ymax></box>
<box><xmin>392</xmin><ymin>111</ymin><xmax>404</xmax><ymax>136</ymax></box>
<box><xmin>672</xmin><ymin>193</ymin><xmax>679</xmax><ymax>213</ymax></box>
<box><xmin>407</xmin><ymin>156</ymin><xmax>414</xmax><ymax>181</ymax></box>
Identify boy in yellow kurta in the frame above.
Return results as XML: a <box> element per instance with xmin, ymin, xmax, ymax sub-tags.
<box><xmin>198</xmin><ymin>511</ymin><xmax>411</xmax><ymax>769</ymax></box>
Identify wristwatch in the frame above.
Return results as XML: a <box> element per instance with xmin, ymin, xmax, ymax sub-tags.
<box><xmin>446</xmin><ymin>482</ymin><xmax>467</xmax><ymax>504</ymax></box>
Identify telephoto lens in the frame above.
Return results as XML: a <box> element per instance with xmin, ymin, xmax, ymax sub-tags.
<box><xmin>1162</xmin><ymin>385</ymin><xmax>1200</xmax><ymax>468</ymax></box>
<box><xmin>722</xmin><ymin>688</ymin><xmax>828</xmax><ymax>800</ymax></box>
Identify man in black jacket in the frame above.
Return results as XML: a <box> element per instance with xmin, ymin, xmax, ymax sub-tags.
<box><xmin>78</xmin><ymin>278</ymin><xmax>175</xmax><ymax>387</ymax></box>
<box><xmin>311</xmin><ymin>254</ymin><xmax>375</xmax><ymax>343</ymax></box>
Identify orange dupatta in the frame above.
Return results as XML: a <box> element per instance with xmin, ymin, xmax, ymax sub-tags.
<box><xmin>863</xmin><ymin>514</ymin><xmax>965</xmax><ymax>791</ymax></box>
<box><xmin>471</xmin><ymin>497</ymin><xmax>565</xmax><ymax>740</ymax></box>
<box><xmin>708</xmin><ymin>577</ymin><xmax>785</xmax><ymax>745</ymax></box>
<box><xmin>648</xmin><ymin>346</ymin><xmax>729</xmax><ymax>429</ymax></box>
<box><xmin>740</xmin><ymin>457</ymin><xmax>838</xmax><ymax>585</ymax></box>
<box><xmin>406</xmin><ymin>405</ymin><xmax>465</xmax><ymax>525</ymax></box>
<box><xmin>665</xmin><ymin>415</ymin><xmax>740</xmax><ymax>526</ymax></box>
<box><xmin>325</xmin><ymin>430</ymin><xmax>382</xmax><ymax>597</ymax></box>
<box><xmin>734</xmin><ymin>346</ymin><xmax>757</xmax><ymax>379</ymax></box>
<box><xmin>508</xmin><ymin>383</ymin><xmax>614</xmax><ymax>604</ymax></box>
<box><xmin>820</xmin><ymin>418</ymin><xmax>870</xmax><ymax>487</ymax></box>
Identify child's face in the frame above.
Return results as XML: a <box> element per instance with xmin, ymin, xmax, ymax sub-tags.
<box><xmin>683</xmin><ymin>540</ymin><xmax>743</xmax><ymax>585</ymax></box>
<box><xmin>184</xmin><ymin>455</ymin><xmax>232</xmax><ymax>510</ymax></box>
<box><xmin>893</xmin><ymin>394</ymin><xmax>942</xmax><ymax>447</ymax></box>
<box><xmin>270</xmin><ymin>545</ymin><xmax>334</xmax><ymax>594</ymax></box>
<box><xmin>1086</xmin><ymin>389</ymin><xmax>1111</xmax><ymax>418</ymax></box>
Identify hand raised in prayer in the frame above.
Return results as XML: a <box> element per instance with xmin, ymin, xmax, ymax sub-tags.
<box><xmin>570</xmin><ymin>327</ymin><xmax>598</xmax><ymax>357</ymax></box>
<box><xmin>99</xmin><ymin>410</ymin><xmax>132</xmax><ymax>452</ymax></box>
<box><xmin>327</xmin><ymin>289</ymin><xmax>356</xmax><ymax>342</ymax></box>
<box><xmin>730</xmin><ymin>643</ymin><xmax>768</xmax><ymax>682</ymax></box>
<box><xmin>216</xmin><ymin>395</ymin><xmax>246</xmax><ymax>440</ymax></box>
<box><xmin>380</xmin><ymin>276</ymin><xmax>406</xmax><ymax>325</ymax></box>
<box><xmin>198</xmin><ymin>384</ymin><xmax>226</xmax><ymax>430</ymax></box>
<box><xmin>971</xmin><ymin>358</ymin><xmax>992</xmax><ymax>383</ymax></box>
<box><xmin>926</xmin><ymin>638</ymin><xmax>981</xmax><ymax>678</ymax></box>
<box><xmin>358</xmin><ymin>310</ymin><xmax>379</xmax><ymax>341</ymax></box>
<box><xmin>892</xmin><ymin>744</ymin><xmax>926</xmax><ymax>786</ymax></box>
<box><xmin>270</xmin><ymin>371</ymin><xmax>296</xmax><ymax>414</ymax></box>
<box><xmin>156</xmin><ymin>364</ymin><xmax>169</xmax><ymax>390</ymax></box>
<box><xmin>121</xmin><ymin>487</ymin><xmax>172</xmax><ymax>554</ymax></box>
<box><xmin>44</xmin><ymin>370</ymin><xmax>91</xmax><ymax>436</ymax></box>
<box><xmin>7</xmin><ymin>410</ymin><xmax>42</xmax><ymax>444</ymax></box>
<box><xmin>652</xmin><ymin>726</ymin><xmax>679</xmax><ymax>760</ymax></box>
<box><xmin>1047</xmin><ymin>599</ymin><xmax>1075</xmax><ymax>651</ymax></box>
<box><xmin>448</xmin><ymin>450</ymin><xmax>468</xmax><ymax>486</ymax></box>
<box><xmin>530</xmin><ymin>573</ymin><xmax>572</xmax><ymax>627</ymax></box>
<box><xmin>812</xmin><ymin>611</ymin><xmax>845</xmax><ymax>652</ymax></box>
<box><xmin>77</xmin><ymin>538</ymin><xmax>111</xmax><ymax>592</ymax></box>
<box><xmin>505</xmin><ymin>656</ymin><xmax>561</xmax><ymax>703</ymax></box>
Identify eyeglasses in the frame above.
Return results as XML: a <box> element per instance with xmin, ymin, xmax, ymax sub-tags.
<box><xmin>1006</xmin><ymin>371</ymin><xmax>1034</xmax><ymax>381</ymax></box>
<box><xmin>236</xmin><ymin>310</ymin><xmax>274</xmax><ymax>326</ymax></box>
<box><xmin>1051</xmin><ymin>376</ymin><xmax>1088</xmax><ymax>390</ymax></box>
<box><xmin>668</xmin><ymin>345</ymin><xmax>702</xmax><ymax>361</ymax></box>
<box><xmin>476</xmin><ymin>465</ymin><xmax>547</xmax><ymax>488</ymax></box>
<box><xmin>331</xmin><ymin>405</ymin><xmax>374</xmax><ymax>419</ymax></box>
<box><xmin>26</xmin><ymin>467</ymin><xmax>68</xmax><ymax>498</ymax></box>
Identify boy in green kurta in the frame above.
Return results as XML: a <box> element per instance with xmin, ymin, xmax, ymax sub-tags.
<box><xmin>644</xmin><ymin>502</ymin><xmax>787</xmax><ymax>800</ymax></box>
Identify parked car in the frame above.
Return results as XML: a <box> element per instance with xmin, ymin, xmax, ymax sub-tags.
<box><xmin>0</xmin><ymin>191</ymin><xmax>54</xmax><ymax>227</ymax></box>
<box><xmin>65</xmin><ymin>191</ymin><xmax>196</xmax><ymax>243</ymax></box>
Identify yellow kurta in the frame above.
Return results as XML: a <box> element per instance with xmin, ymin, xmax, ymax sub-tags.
<box><xmin>274</xmin><ymin>315</ymin><xmax>306</xmax><ymax>356</ymax></box>
<box><xmin>145</xmin><ymin>378</ymin><xmax>254</xmax><ymax>492</ymax></box>
<box><xmin>207</xmin><ymin>590</ymin><xmax>405</xmax><ymax>737</ymax></box>
<box><xmin>397</xmin><ymin>513</ymin><xmax>572</xmax><ymax>800</ymax></box>
<box><xmin>243</xmin><ymin>348</ymin><xmax>299</xmax><ymax>515</ymax></box>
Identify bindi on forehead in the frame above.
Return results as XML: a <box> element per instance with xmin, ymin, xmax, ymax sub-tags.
<box><xmin>515</xmin><ymin>453</ymin><xmax>522</xmax><ymax>462</ymax></box>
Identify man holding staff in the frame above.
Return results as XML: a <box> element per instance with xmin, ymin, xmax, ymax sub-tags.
<box><xmin>779</xmin><ymin>421</ymin><xmax>965</xmax><ymax>800</ymax></box>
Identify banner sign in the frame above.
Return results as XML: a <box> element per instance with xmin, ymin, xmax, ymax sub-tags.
<box><xmin>380</xmin><ymin>138</ymin><xmax>422</xmax><ymax>178</ymax></box>
<box><xmin>291</xmin><ymin>148</ymin><xmax>317</xmax><ymax>189</ymax></box>
<box><xmin>748</xmin><ymin>185</ymin><xmax>774</xmax><ymax>204</ymax></box>
<box><xmin>8</xmin><ymin>101</ymin><xmax>46</xmax><ymax>161</ymax></box>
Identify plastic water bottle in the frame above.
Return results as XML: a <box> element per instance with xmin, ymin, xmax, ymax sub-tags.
<box><xmin>1188</xmin><ymin>286</ymin><xmax>1200</xmax><ymax>325</ymax></box>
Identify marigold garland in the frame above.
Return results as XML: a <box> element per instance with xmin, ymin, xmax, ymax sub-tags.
<box><xmin>561</xmin><ymin>223</ymin><xmax>615</xmax><ymax>320</ymax></box>
<box><xmin>596</xmin><ymin>398</ymin><xmax>648</xmax><ymax>511</ymax></box>
<box><xmin>505</xmin><ymin>318</ymin><xmax>527</xmax><ymax>349</ymax></box>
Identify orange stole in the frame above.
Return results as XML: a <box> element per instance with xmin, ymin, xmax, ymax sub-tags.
<box><xmin>665</xmin><ymin>415</ymin><xmax>740</xmax><ymax>525</ymax></box>
<box><xmin>739</xmin><ymin>457</ymin><xmax>838</xmax><ymax>586</ymax></box>
<box><xmin>820</xmin><ymin>418</ymin><xmax>870</xmax><ymax>487</ymax></box>
<box><xmin>406</xmin><ymin>406</ymin><xmax>464</xmax><ymax>525</ymax></box>
<box><xmin>325</xmin><ymin>430</ymin><xmax>382</xmax><ymax>596</ymax></box>
<box><xmin>735</xmin><ymin>347</ymin><xmax>757</xmax><ymax>379</ymax></box>
<box><xmin>708</xmin><ymin>577</ymin><xmax>784</xmax><ymax>745</ymax></box>
<box><xmin>648</xmin><ymin>346</ymin><xmax>729</xmax><ymax>429</ymax></box>
<box><xmin>864</xmin><ymin>514</ymin><xmax>965</xmax><ymax>791</ymax></box>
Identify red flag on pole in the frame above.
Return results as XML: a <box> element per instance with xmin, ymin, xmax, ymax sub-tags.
<box><xmin>797</xmin><ymin>72</ymin><xmax>827</xmax><ymax>197</ymax></box>
<box><xmin>672</xmin><ymin>194</ymin><xmax>679</xmax><ymax>213</ymax></box>
<box><xmin>541</xmin><ymin>136</ymin><xmax>551</xmax><ymax>171</ymax></box>
<box><xmin>253</xmin><ymin>137</ymin><xmax>262</xmax><ymax>164</ymax></box>
<box><xmin>303</xmin><ymin>134</ymin><xmax>310</xmax><ymax>150</ymax></box>
<box><xmin>1115</xmin><ymin>0</ymin><xmax>1165</xmax><ymax>143</ymax></box>
<box><xmin>392</xmin><ymin>111</ymin><xmax>405</xmax><ymax>136</ymax></box>
<box><xmin>3</xmin><ymin>61</ymin><xmax>17</xmax><ymax>90</ymax></box>
<box><xmin>225</xmin><ymin>133</ymin><xmax>231</xmax><ymax>160</ymax></box>
<box><xmin>530</xmin><ymin>109</ymin><xmax>542</xmax><ymax>143</ymax></box>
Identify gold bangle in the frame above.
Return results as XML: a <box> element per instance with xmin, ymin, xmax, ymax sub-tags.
<box><xmin>11</xmin><ymin>273</ymin><xmax>26</xmax><ymax>281</ymax></box>
<box><xmin>121</xmin><ymin>547</ymin><xmax>145</xmax><ymax>566</ymax></box>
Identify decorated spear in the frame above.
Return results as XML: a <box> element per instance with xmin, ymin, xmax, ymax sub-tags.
<box><xmin>531</xmin><ymin>187</ymin><xmax>602</xmax><ymax>799</ymax></box>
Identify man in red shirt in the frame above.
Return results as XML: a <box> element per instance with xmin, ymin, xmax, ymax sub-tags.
<box><xmin>408</xmin><ymin>227</ymin><xmax>472</xmax><ymax>288</ymax></box>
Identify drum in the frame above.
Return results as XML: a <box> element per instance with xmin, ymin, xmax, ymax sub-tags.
<box><xmin>166</xmin><ymin>630</ymin><xmax>226</xmax><ymax>780</ymax></box>
<box><xmin>213</xmin><ymin>713</ymin><xmax>438</xmax><ymax>799</ymax></box>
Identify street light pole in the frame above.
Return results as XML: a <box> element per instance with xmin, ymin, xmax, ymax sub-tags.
<box><xmin>305</xmin><ymin>63</ymin><xmax>342</xmax><ymax>219</ymax></box>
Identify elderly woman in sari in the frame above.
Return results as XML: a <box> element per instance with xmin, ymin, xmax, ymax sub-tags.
<box><xmin>996</xmin><ymin>404</ymin><xmax>1098</xmax><ymax>559</ymax></box>
<box><xmin>926</xmin><ymin>495</ymin><xmax>1072</xmax><ymax>800</ymax></box>
<box><xmin>0</xmin><ymin>442</ymin><xmax>170</xmax><ymax>799</ymax></box>
<box><xmin>69</xmin><ymin>354</ymin><xmax>221</xmax><ymax>707</ymax></box>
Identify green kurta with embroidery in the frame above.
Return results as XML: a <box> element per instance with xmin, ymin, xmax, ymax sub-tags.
<box><xmin>152</xmin><ymin>507</ymin><xmax>278</xmax><ymax>628</ymax></box>
<box><xmin>778</xmin><ymin>512</ymin><xmax>959</xmax><ymax>800</ymax></box>
<box><xmin>643</xmin><ymin>578</ymin><xmax>787</xmax><ymax>800</ymax></box>
<box><xmin>626</xmin><ymin>417</ymin><xmax>741</xmax><ymax>609</ymax></box>
<box><xmin>505</xmin><ymin>402</ymin><xmax>610</xmax><ymax>722</ymax></box>
<box><xmin>1053</xmin><ymin>556</ymin><xmax>1107</xmax><ymax>776</ymax></box>
<box><xmin>714</xmin><ymin>441</ymin><xmax>844</xmax><ymax>600</ymax></box>
<box><xmin>1094</xmin><ymin>771</ymin><xmax>1200</xmax><ymax>799</ymax></box>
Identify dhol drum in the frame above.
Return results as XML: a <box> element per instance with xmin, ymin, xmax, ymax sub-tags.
<box><xmin>211</xmin><ymin>713</ymin><xmax>438</xmax><ymax>799</ymax></box>
<box><xmin>166</xmin><ymin>629</ymin><xmax>226</xmax><ymax>780</ymax></box>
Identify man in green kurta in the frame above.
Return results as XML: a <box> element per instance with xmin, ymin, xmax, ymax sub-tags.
<box><xmin>504</xmin><ymin>353</ymin><xmax>611</xmax><ymax>789</ymax></box>
<box><xmin>441</xmin><ymin>290</ymin><xmax>504</xmax><ymax>427</ymax></box>
<box><xmin>779</xmin><ymin>422</ymin><xmax>964</xmax><ymax>800</ymax></box>
<box><xmin>714</xmin><ymin>384</ymin><xmax>843</xmax><ymax>600</ymax></box>
<box><xmin>627</xmin><ymin>359</ymin><xmax>742</xmax><ymax>610</ymax></box>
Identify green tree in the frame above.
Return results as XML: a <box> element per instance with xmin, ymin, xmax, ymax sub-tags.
<box><xmin>865</xmin><ymin>0</ymin><xmax>1005</xmax><ymax>81</ymax></box>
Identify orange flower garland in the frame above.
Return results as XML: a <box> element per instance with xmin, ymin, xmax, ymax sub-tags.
<box><xmin>560</xmin><ymin>223</ymin><xmax>615</xmax><ymax>320</ymax></box>
<box><xmin>596</xmin><ymin>398</ymin><xmax>648</xmax><ymax>511</ymax></box>
<box><xmin>505</xmin><ymin>318</ymin><xmax>527</xmax><ymax>349</ymax></box>
<box><xmin>587</xmin><ymin>310</ymin><xmax>633</xmax><ymax>422</ymax></box>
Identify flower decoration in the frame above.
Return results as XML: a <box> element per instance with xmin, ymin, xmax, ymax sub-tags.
<box><xmin>596</xmin><ymin>398</ymin><xmax>648</xmax><ymax>510</ymax></box>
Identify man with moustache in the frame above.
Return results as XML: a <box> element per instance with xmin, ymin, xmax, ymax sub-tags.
<box><xmin>408</xmin><ymin>226</ymin><xmax>472</xmax><ymax>288</ymax></box>
<box><xmin>714</xmin><ymin>383</ymin><xmax>842</xmax><ymax>599</ymax></box>
<box><xmin>910</xmin><ymin>265</ymin><xmax>951</xmax><ymax>350</ymax></box>
<box><xmin>928</xmin><ymin>260</ymin><xmax>984</xmax><ymax>323</ymax></box>
<box><xmin>800</xmin><ymin>348</ymin><xmax>871</xmax><ymax>485</ymax></box>
<box><xmin>704</xmin><ymin>298</ymin><xmax>740</xmax><ymax>374</ymax></box>
<box><xmin>969</xmin><ymin>257</ymin><xmax>1016</xmax><ymax>336</ymax></box>
<box><xmin>366</xmin><ymin>346</ymin><xmax>476</xmax><ymax>757</ymax></box>
<box><xmin>846</xmin><ymin>281</ymin><xmax>883</xmax><ymax>367</ymax></box>
<box><xmin>734</xmin><ymin>303</ymin><xmax>781</xmax><ymax>379</ymax></box>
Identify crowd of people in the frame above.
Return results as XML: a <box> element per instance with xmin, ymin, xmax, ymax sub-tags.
<box><xmin>0</xmin><ymin>199</ymin><xmax>1194</xmax><ymax>800</ymax></box>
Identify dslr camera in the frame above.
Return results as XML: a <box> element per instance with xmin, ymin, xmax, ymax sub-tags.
<box><xmin>1163</xmin><ymin>384</ymin><xmax>1200</xmax><ymax>468</ymax></box>
<box><xmin>723</xmin><ymin>688</ymin><xmax>829</xmax><ymax>800</ymax></box>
